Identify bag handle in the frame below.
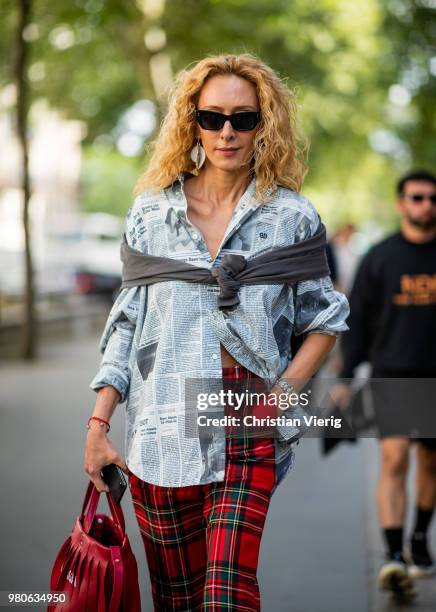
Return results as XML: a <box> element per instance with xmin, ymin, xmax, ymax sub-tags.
<box><xmin>108</xmin><ymin>547</ymin><xmax>124</xmax><ymax>612</ymax></box>
<box><xmin>82</xmin><ymin>481</ymin><xmax>125</xmax><ymax>534</ymax></box>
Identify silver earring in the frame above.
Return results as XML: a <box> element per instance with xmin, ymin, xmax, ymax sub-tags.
<box><xmin>190</xmin><ymin>139</ymin><xmax>206</xmax><ymax>170</ymax></box>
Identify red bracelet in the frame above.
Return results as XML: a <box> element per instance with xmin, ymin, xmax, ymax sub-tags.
<box><xmin>87</xmin><ymin>416</ymin><xmax>110</xmax><ymax>432</ymax></box>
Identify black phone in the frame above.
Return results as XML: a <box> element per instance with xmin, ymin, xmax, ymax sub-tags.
<box><xmin>101</xmin><ymin>464</ymin><xmax>127</xmax><ymax>504</ymax></box>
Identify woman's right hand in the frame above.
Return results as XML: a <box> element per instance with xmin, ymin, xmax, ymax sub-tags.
<box><xmin>84</xmin><ymin>422</ymin><xmax>128</xmax><ymax>493</ymax></box>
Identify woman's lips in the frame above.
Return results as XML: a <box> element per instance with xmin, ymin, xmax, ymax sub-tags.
<box><xmin>217</xmin><ymin>148</ymin><xmax>240</xmax><ymax>156</ymax></box>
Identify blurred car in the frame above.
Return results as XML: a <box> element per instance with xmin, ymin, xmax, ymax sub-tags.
<box><xmin>57</xmin><ymin>213</ymin><xmax>123</xmax><ymax>299</ymax></box>
<box><xmin>0</xmin><ymin>213</ymin><xmax>123</xmax><ymax>302</ymax></box>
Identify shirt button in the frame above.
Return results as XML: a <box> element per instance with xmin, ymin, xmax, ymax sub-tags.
<box><xmin>192</xmin><ymin>233</ymin><xmax>198</xmax><ymax>239</ymax></box>
<box><xmin>211</xmin><ymin>353</ymin><xmax>218</xmax><ymax>360</ymax></box>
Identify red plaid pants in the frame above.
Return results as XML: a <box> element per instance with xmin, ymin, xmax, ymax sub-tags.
<box><xmin>129</xmin><ymin>366</ymin><xmax>276</xmax><ymax>611</ymax></box>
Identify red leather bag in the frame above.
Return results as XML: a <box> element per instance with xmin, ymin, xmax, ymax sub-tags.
<box><xmin>48</xmin><ymin>481</ymin><xmax>141</xmax><ymax>611</ymax></box>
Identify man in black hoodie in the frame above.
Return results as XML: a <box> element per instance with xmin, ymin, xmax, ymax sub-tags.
<box><xmin>339</xmin><ymin>170</ymin><xmax>436</xmax><ymax>598</ymax></box>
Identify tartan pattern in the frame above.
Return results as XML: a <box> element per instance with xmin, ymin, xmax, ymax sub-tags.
<box><xmin>129</xmin><ymin>366</ymin><xmax>276</xmax><ymax>611</ymax></box>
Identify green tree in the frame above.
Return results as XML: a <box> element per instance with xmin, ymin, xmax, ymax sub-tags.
<box><xmin>0</xmin><ymin>0</ymin><xmax>154</xmax><ymax>139</ymax></box>
<box><xmin>1</xmin><ymin>0</ymin><xmax>434</xmax><ymax>227</ymax></box>
<box><xmin>15</xmin><ymin>0</ymin><xmax>36</xmax><ymax>358</ymax></box>
<box><xmin>380</xmin><ymin>0</ymin><xmax>436</xmax><ymax>167</ymax></box>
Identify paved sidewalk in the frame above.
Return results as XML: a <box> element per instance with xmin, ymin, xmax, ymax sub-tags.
<box><xmin>260</xmin><ymin>437</ymin><xmax>368</xmax><ymax>612</ymax></box>
<box><xmin>1</xmin><ymin>333</ymin><xmax>435</xmax><ymax>611</ymax></box>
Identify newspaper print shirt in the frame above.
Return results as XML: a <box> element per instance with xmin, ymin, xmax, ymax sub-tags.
<box><xmin>90</xmin><ymin>172</ymin><xmax>349</xmax><ymax>487</ymax></box>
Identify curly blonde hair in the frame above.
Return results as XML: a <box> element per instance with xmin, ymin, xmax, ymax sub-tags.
<box><xmin>135</xmin><ymin>53</ymin><xmax>308</xmax><ymax>202</ymax></box>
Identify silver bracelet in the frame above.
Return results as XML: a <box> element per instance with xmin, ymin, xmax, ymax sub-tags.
<box><xmin>274</xmin><ymin>378</ymin><xmax>296</xmax><ymax>411</ymax></box>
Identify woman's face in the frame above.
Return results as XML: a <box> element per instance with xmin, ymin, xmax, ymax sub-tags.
<box><xmin>195</xmin><ymin>74</ymin><xmax>260</xmax><ymax>173</ymax></box>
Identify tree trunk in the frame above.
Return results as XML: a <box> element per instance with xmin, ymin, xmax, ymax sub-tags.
<box><xmin>16</xmin><ymin>0</ymin><xmax>36</xmax><ymax>359</ymax></box>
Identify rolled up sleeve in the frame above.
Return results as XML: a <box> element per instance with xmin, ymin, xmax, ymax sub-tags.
<box><xmin>294</xmin><ymin>276</ymin><xmax>349</xmax><ymax>337</ymax></box>
<box><xmin>89</xmin><ymin>286</ymin><xmax>141</xmax><ymax>403</ymax></box>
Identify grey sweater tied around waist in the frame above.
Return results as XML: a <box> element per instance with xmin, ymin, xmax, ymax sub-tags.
<box><xmin>120</xmin><ymin>223</ymin><xmax>330</xmax><ymax>311</ymax></box>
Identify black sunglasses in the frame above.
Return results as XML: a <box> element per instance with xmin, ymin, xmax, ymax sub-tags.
<box><xmin>196</xmin><ymin>110</ymin><xmax>261</xmax><ymax>131</ymax></box>
<box><xmin>403</xmin><ymin>193</ymin><xmax>436</xmax><ymax>205</ymax></box>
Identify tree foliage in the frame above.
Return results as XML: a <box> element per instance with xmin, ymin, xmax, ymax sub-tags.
<box><xmin>1</xmin><ymin>0</ymin><xmax>434</xmax><ymax>224</ymax></box>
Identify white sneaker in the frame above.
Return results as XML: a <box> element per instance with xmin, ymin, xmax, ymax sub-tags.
<box><xmin>378</xmin><ymin>555</ymin><xmax>416</xmax><ymax>601</ymax></box>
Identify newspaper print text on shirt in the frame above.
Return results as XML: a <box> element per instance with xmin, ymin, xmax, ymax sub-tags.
<box><xmin>90</xmin><ymin>172</ymin><xmax>350</xmax><ymax>487</ymax></box>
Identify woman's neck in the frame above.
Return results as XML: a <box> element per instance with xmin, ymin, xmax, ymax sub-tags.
<box><xmin>186</xmin><ymin>164</ymin><xmax>252</xmax><ymax>208</ymax></box>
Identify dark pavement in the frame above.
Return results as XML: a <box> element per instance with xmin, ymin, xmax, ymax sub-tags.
<box><xmin>1</xmin><ymin>332</ymin><xmax>435</xmax><ymax>611</ymax></box>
